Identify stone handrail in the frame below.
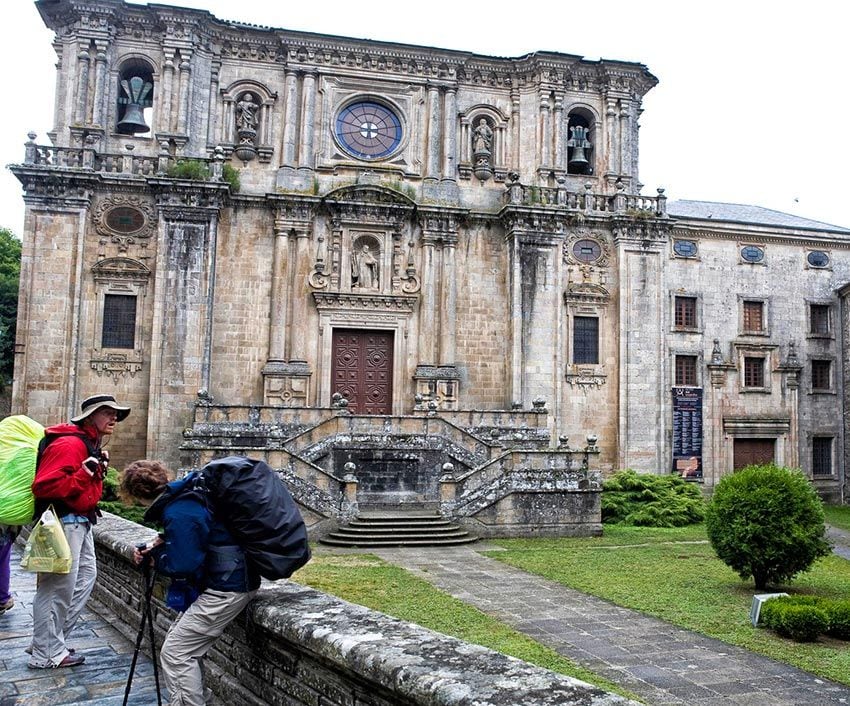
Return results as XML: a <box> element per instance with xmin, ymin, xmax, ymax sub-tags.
<box><xmin>505</xmin><ymin>181</ymin><xmax>667</xmax><ymax>217</ymax></box>
<box><xmin>92</xmin><ymin>513</ymin><xmax>636</xmax><ymax>706</ymax></box>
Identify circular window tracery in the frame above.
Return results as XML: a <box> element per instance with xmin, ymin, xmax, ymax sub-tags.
<box><xmin>807</xmin><ymin>250</ymin><xmax>830</xmax><ymax>268</ymax></box>
<box><xmin>572</xmin><ymin>239</ymin><xmax>602</xmax><ymax>263</ymax></box>
<box><xmin>335</xmin><ymin>101</ymin><xmax>402</xmax><ymax>160</ymax></box>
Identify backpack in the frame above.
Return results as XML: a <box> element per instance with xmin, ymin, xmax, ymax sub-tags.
<box><xmin>0</xmin><ymin>415</ymin><xmax>103</xmax><ymax>526</ymax></box>
<box><xmin>0</xmin><ymin>415</ymin><xmax>45</xmax><ymax>525</ymax></box>
<box><xmin>198</xmin><ymin>456</ymin><xmax>311</xmax><ymax>580</ymax></box>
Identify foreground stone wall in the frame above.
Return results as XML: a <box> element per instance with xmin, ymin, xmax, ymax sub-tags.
<box><xmin>93</xmin><ymin>513</ymin><xmax>635</xmax><ymax>706</ymax></box>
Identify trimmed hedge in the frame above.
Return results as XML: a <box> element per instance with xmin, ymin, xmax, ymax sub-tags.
<box><xmin>760</xmin><ymin>595</ymin><xmax>850</xmax><ymax>642</ymax></box>
<box><xmin>601</xmin><ymin>469</ymin><xmax>705</xmax><ymax>527</ymax></box>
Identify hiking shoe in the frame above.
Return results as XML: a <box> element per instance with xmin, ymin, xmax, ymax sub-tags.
<box><xmin>25</xmin><ymin>645</ymin><xmax>74</xmax><ymax>656</ymax></box>
<box><xmin>0</xmin><ymin>598</ymin><xmax>13</xmax><ymax>615</ymax></box>
<box><xmin>28</xmin><ymin>653</ymin><xmax>85</xmax><ymax>669</ymax></box>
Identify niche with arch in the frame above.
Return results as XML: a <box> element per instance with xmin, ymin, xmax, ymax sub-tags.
<box><xmin>567</xmin><ymin>108</ymin><xmax>595</xmax><ymax>176</ymax></box>
<box><xmin>115</xmin><ymin>57</ymin><xmax>155</xmax><ymax>135</ymax></box>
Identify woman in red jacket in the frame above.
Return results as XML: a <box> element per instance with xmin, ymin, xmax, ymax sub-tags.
<box><xmin>27</xmin><ymin>394</ymin><xmax>129</xmax><ymax>669</ymax></box>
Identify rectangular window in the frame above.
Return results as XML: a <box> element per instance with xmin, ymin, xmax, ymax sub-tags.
<box><xmin>742</xmin><ymin>300</ymin><xmax>764</xmax><ymax>333</ymax></box>
<box><xmin>675</xmin><ymin>355</ymin><xmax>698</xmax><ymax>386</ymax></box>
<box><xmin>812</xmin><ymin>359</ymin><xmax>832</xmax><ymax>390</ymax></box>
<box><xmin>812</xmin><ymin>437</ymin><xmax>833</xmax><ymax>476</ymax></box>
<box><xmin>102</xmin><ymin>294</ymin><xmax>137</xmax><ymax>349</ymax></box>
<box><xmin>674</xmin><ymin>296</ymin><xmax>697</xmax><ymax>329</ymax></box>
<box><xmin>573</xmin><ymin>316</ymin><xmax>599</xmax><ymax>365</ymax></box>
<box><xmin>810</xmin><ymin>304</ymin><xmax>830</xmax><ymax>335</ymax></box>
<box><xmin>743</xmin><ymin>356</ymin><xmax>765</xmax><ymax>388</ymax></box>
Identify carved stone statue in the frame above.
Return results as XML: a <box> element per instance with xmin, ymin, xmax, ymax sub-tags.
<box><xmin>352</xmin><ymin>243</ymin><xmax>379</xmax><ymax>289</ymax></box>
<box><xmin>236</xmin><ymin>93</ymin><xmax>258</xmax><ymax>132</ymax></box>
<box><xmin>472</xmin><ymin>118</ymin><xmax>493</xmax><ymax>155</ymax></box>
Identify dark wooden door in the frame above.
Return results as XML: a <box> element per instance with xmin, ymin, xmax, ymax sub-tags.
<box><xmin>331</xmin><ymin>329</ymin><xmax>394</xmax><ymax>414</ymax></box>
<box><xmin>733</xmin><ymin>438</ymin><xmax>775</xmax><ymax>470</ymax></box>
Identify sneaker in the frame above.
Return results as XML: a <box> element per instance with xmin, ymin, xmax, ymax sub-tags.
<box><xmin>0</xmin><ymin>598</ymin><xmax>13</xmax><ymax>615</ymax></box>
<box><xmin>28</xmin><ymin>653</ymin><xmax>85</xmax><ymax>669</ymax></box>
<box><xmin>25</xmin><ymin>646</ymin><xmax>75</xmax><ymax>656</ymax></box>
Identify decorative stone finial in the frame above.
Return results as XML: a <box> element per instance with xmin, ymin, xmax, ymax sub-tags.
<box><xmin>785</xmin><ymin>341</ymin><xmax>800</xmax><ymax>367</ymax></box>
<box><xmin>711</xmin><ymin>339</ymin><xmax>723</xmax><ymax>365</ymax></box>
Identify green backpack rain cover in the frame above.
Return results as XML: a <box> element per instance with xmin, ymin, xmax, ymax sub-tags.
<box><xmin>0</xmin><ymin>415</ymin><xmax>45</xmax><ymax>525</ymax></box>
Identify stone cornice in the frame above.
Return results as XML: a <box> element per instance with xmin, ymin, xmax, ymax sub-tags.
<box><xmin>671</xmin><ymin>222</ymin><xmax>850</xmax><ymax>248</ymax></box>
<box><xmin>313</xmin><ymin>292</ymin><xmax>418</xmax><ymax>313</ymax></box>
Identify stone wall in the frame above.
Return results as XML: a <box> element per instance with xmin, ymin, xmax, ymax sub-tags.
<box><xmin>93</xmin><ymin>512</ymin><xmax>635</xmax><ymax>706</ymax></box>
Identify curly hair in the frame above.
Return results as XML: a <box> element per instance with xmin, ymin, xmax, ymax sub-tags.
<box><xmin>119</xmin><ymin>460</ymin><xmax>171</xmax><ymax>505</ymax></box>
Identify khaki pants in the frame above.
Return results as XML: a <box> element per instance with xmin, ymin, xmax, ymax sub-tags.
<box><xmin>161</xmin><ymin>588</ymin><xmax>257</xmax><ymax>706</ymax></box>
<box><xmin>30</xmin><ymin>520</ymin><xmax>96</xmax><ymax>666</ymax></box>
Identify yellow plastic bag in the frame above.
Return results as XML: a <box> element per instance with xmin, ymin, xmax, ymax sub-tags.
<box><xmin>20</xmin><ymin>506</ymin><xmax>72</xmax><ymax>574</ymax></box>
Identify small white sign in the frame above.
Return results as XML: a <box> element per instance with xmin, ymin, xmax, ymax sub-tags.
<box><xmin>750</xmin><ymin>592</ymin><xmax>788</xmax><ymax>626</ymax></box>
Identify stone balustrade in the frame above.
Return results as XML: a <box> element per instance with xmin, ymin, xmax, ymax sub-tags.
<box><xmin>92</xmin><ymin>512</ymin><xmax>634</xmax><ymax>706</ymax></box>
<box><xmin>505</xmin><ymin>179</ymin><xmax>667</xmax><ymax>217</ymax></box>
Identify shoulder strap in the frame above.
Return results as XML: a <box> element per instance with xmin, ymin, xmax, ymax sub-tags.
<box><xmin>36</xmin><ymin>431</ymin><xmax>100</xmax><ymax>472</ymax></box>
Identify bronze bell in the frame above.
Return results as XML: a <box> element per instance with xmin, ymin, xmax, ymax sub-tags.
<box><xmin>567</xmin><ymin>125</ymin><xmax>591</xmax><ymax>169</ymax></box>
<box><xmin>117</xmin><ymin>76</ymin><xmax>153</xmax><ymax>134</ymax></box>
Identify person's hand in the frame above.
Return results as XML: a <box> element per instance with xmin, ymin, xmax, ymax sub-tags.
<box><xmin>133</xmin><ymin>537</ymin><xmax>163</xmax><ymax>565</ymax></box>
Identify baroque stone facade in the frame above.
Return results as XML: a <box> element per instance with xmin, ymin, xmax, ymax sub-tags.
<box><xmin>11</xmin><ymin>0</ymin><xmax>847</xmax><ymax>528</ymax></box>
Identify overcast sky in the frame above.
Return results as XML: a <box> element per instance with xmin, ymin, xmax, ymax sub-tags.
<box><xmin>2</xmin><ymin>0</ymin><xmax>848</xmax><ymax>236</ymax></box>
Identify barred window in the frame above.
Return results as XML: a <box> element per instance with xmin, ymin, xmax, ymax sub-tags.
<box><xmin>743</xmin><ymin>357</ymin><xmax>765</xmax><ymax>388</ymax></box>
<box><xmin>812</xmin><ymin>437</ymin><xmax>833</xmax><ymax>476</ymax></box>
<box><xmin>675</xmin><ymin>355</ymin><xmax>698</xmax><ymax>386</ymax></box>
<box><xmin>573</xmin><ymin>316</ymin><xmax>599</xmax><ymax>365</ymax></box>
<box><xmin>674</xmin><ymin>296</ymin><xmax>697</xmax><ymax>329</ymax></box>
<box><xmin>810</xmin><ymin>304</ymin><xmax>830</xmax><ymax>335</ymax></box>
<box><xmin>812</xmin><ymin>359</ymin><xmax>832</xmax><ymax>391</ymax></box>
<box><xmin>742</xmin><ymin>300</ymin><xmax>764</xmax><ymax>333</ymax></box>
<box><xmin>102</xmin><ymin>294</ymin><xmax>137</xmax><ymax>349</ymax></box>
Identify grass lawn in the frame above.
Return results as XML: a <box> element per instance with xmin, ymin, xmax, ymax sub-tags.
<box><xmin>486</xmin><ymin>524</ymin><xmax>850</xmax><ymax>687</ymax></box>
<box><xmin>294</xmin><ymin>553</ymin><xmax>635</xmax><ymax>699</ymax></box>
<box><xmin>825</xmin><ymin>504</ymin><xmax>850</xmax><ymax>533</ymax></box>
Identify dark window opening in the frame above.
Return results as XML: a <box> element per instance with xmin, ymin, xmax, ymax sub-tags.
<box><xmin>810</xmin><ymin>304</ymin><xmax>830</xmax><ymax>335</ymax></box>
<box><xmin>812</xmin><ymin>359</ymin><xmax>832</xmax><ymax>390</ymax></box>
<box><xmin>742</xmin><ymin>300</ymin><xmax>764</xmax><ymax>333</ymax></box>
<box><xmin>674</xmin><ymin>296</ymin><xmax>697</xmax><ymax>329</ymax></box>
<box><xmin>675</xmin><ymin>355</ymin><xmax>698</xmax><ymax>386</ymax></box>
<box><xmin>567</xmin><ymin>112</ymin><xmax>593</xmax><ymax>175</ymax></box>
<box><xmin>812</xmin><ymin>437</ymin><xmax>833</xmax><ymax>476</ymax></box>
<box><xmin>117</xmin><ymin>61</ymin><xmax>154</xmax><ymax>135</ymax></box>
<box><xmin>573</xmin><ymin>316</ymin><xmax>599</xmax><ymax>365</ymax></box>
<box><xmin>743</xmin><ymin>357</ymin><xmax>765</xmax><ymax>388</ymax></box>
<box><xmin>102</xmin><ymin>294</ymin><xmax>137</xmax><ymax>349</ymax></box>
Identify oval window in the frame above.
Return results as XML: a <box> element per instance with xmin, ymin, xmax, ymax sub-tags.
<box><xmin>572</xmin><ymin>239</ymin><xmax>602</xmax><ymax>263</ymax></box>
<box><xmin>673</xmin><ymin>240</ymin><xmax>698</xmax><ymax>258</ymax></box>
<box><xmin>105</xmin><ymin>206</ymin><xmax>146</xmax><ymax>234</ymax></box>
<box><xmin>335</xmin><ymin>101</ymin><xmax>402</xmax><ymax>160</ymax></box>
<box><xmin>807</xmin><ymin>250</ymin><xmax>829</xmax><ymax>268</ymax></box>
<box><xmin>740</xmin><ymin>245</ymin><xmax>765</xmax><ymax>263</ymax></box>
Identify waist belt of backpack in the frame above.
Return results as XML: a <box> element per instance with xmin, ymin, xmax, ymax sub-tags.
<box><xmin>208</xmin><ymin>544</ymin><xmax>243</xmax><ymax>583</ymax></box>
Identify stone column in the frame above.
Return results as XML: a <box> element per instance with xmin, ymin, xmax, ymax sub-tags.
<box><xmin>289</xmin><ymin>229</ymin><xmax>312</xmax><ymax>363</ymax></box>
<box><xmin>92</xmin><ymin>46</ymin><xmax>108</xmax><ymax>127</ymax></box>
<box><xmin>299</xmin><ymin>71</ymin><xmax>317</xmax><ymax>170</ymax></box>
<box><xmin>426</xmin><ymin>84</ymin><xmax>441</xmax><ymax>179</ymax></box>
<box><xmin>553</xmin><ymin>94</ymin><xmax>565</xmax><ymax>169</ymax></box>
<box><xmin>268</xmin><ymin>221</ymin><xmax>291</xmax><ymax>361</ymax></box>
<box><xmin>160</xmin><ymin>53</ymin><xmax>175</xmax><ymax>133</ymax></box>
<box><xmin>75</xmin><ymin>46</ymin><xmax>91</xmax><ymax>125</ymax></box>
<box><xmin>539</xmin><ymin>90</ymin><xmax>551</xmax><ymax>167</ymax></box>
<box><xmin>606</xmin><ymin>97</ymin><xmax>618</xmax><ymax>177</ymax></box>
<box><xmin>439</xmin><ymin>239</ymin><xmax>457</xmax><ymax>365</ymax></box>
<box><xmin>619</xmin><ymin>103</ymin><xmax>630</xmax><ymax>177</ymax></box>
<box><xmin>207</xmin><ymin>62</ymin><xmax>220</xmax><ymax>146</ymax></box>
<box><xmin>442</xmin><ymin>87</ymin><xmax>457</xmax><ymax>181</ymax></box>
<box><xmin>418</xmin><ymin>239</ymin><xmax>438</xmax><ymax>364</ymax></box>
<box><xmin>281</xmin><ymin>69</ymin><xmax>298</xmax><ymax>166</ymax></box>
<box><xmin>177</xmin><ymin>56</ymin><xmax>192</xmax><ymax>135</ymax></box>
<box><xmin>511</xmin><ymin>89</ymin><xmax>521</xmax><ymax>170</ymax></box>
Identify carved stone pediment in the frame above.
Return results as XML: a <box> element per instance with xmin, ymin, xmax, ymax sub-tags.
<box><xmin>564</xmin><ymin>282</ymin><xmax>610</xmax><ymax>305</ymax></box>
<box><xmin>322</xmin><ymin>185</ymin><xmax>414</xmax><ymax>226</ymax></box>
<box><xmin>92</xmin><ymin>257</ymin><xmax>151</xmax><ymax>283</ymax></box>
<box><xmin>313</xmin><ymin>292</ymin><xmax>417</xmax><ymax>313</ymax></box>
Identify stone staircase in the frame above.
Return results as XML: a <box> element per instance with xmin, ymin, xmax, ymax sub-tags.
<box><xmin>320</xmin><ymin>511</ymin><xmax>478</xmax><ymax>547</ymax></box>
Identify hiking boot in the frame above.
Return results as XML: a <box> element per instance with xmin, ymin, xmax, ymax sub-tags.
<box><xmin>28</xmin><ymin>653</ymin><xmax>85</xmax><ymax>669</ymax></box>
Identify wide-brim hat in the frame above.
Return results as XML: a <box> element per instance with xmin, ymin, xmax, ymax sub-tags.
<box><xmin>71</xmin><ymin>394</ymin><xmax>131</xmax><ymax>423</ymax></box>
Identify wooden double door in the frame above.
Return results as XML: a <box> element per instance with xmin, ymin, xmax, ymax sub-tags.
<box><xmin>733</xmin><ymin>438</ymin><xmax>775</xmax><ymax>470</ymax></box>
<box><xmin>331</xmin><ymin>329</ymin><xmax>394</xmax><ymax>414</ymax></box>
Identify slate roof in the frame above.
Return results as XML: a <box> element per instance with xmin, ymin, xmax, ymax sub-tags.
<box><xmin>667</xmin><ymin>199</ymin><xmax>850</xmax><ymax>234</ymax></box>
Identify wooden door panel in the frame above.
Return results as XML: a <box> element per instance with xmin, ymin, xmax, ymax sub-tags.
<box><xmin>733</xmin><ymin>438</ymin><xmax>775</xmax><ymax>470</ymax></box>
<box><xmin>331</xmin><ymin>329</ymin><xmax>393</xmax><ymax>414</ymax></box>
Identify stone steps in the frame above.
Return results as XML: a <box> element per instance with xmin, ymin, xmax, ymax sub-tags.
<box><xmin>320</xmin><ymin>512</ymin><xmax>477</xmax><ymax>547</ymax></box>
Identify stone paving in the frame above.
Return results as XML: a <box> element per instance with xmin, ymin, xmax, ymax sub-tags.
<box><xmin>2</xmin><ymin>529</ymin><xmax>848</xmax><ymax>705</ymax></box>
<box><xmin>0</xmin><ymin>545</ymin><xmax>163</xmax><ymax>706</ymax></box>
<box><xmin>373</xmin><ymin>531</ymin><xmax>850</xmax><ymax>706</ymax></box>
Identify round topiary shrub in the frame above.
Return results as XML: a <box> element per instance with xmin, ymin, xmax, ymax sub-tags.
<box><xmin>705</xmin><ymin>464</ymin><xmax>830</xmax><ymax>589</ymax></box>
<box><xmin>825</xmin><ymin>600</ymin><xmax>850</xmax><ymax>640</ymax></box>
<box><xmin>774</xmin><ymin>604</ymin><xmax>829</xmax><ymax>642</ymax></box>
<box><xmin>601</xmin><ymin>469</ymin><xmax>705</xmax><ymax>527</ymax></box>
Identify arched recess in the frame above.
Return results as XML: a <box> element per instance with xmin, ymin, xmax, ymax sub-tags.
<box><xmin>114</xmin><ymin>55</ymin><xmax>157</xmax><ymax>135</ymax></box>
<box><xmin>458</xmin><ymin>104</ymin><xmax>510</xmax><ymax>181</ymax></box>
<box><xmin>566</xmin><ymin>104</ymin><xmax>599</xmax><ymax>176</ymax></box>
<box><xmin>219</xmin><ymin>79</ymin><xmax>278</xmax><ymax>162</ymax></box>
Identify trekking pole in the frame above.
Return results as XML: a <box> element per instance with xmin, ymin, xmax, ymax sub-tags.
<box><xmin>123</xmin><ymin>559</ymin><xmax>162</xmax><ymax>706</ymax></box>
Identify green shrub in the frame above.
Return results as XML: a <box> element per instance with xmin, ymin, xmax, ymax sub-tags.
<box><xmin>776</xmin><ymin>604</ymin><xmax>829</xmax><ymax>642</ymax></box>
<box><xmin>222</xmin><ymin>163</ymin><xmax>240</xmax><ymax>192</ymax></box>
<box><xmin>99</xmin><ymin>466</ymin><xmax>154</xmax><ymax>527</ymax></box>
<box><xmin>601</xmin><ymin>469</ymin><xmax>706</xmax><ymax>527</ymax></box>
<box><xmin>166</xmin><ymin>158</ymin><xmax>210</xmax><ymax>180</ymax></box>
<box><xmin>825</xmin><ymin>600</ymin><xmax>850</xmax><ymax>640</ymax></box>
<box><xmin>705</xmin><ymin>465</ymin><xmax>831</xmax><ymax>589</ymax></box>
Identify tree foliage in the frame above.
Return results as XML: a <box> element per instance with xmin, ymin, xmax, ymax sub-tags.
<box><xmin>705</xmin><ymin>464</ymin><xmax>831</xmax><ymax>589</ymax></box>
<box><xmin>601</xmin><ymin>469</ymin><xmax>706</xmax><ymax>527</ymax></box>
<box><xmin>0</xmin><ymin>228</ymin><xmax>21</xmax><ymax>386</ymax></box>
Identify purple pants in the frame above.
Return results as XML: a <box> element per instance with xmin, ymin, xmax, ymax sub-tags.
<box><xmin>0</xmin><ymin>529</ymin><xmax>12</xmax><ymax>604</ymax></box>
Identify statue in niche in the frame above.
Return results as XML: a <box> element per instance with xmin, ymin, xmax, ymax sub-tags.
<box><xmin>472</xmin><ymin>118</ymin><xmax>493</xmax><ymax>155</ymax></box>
<box><xmin>235</xmin><ymin>93</ymin><xmax>258</xmax><ymax>133</ymax></box>
<box><xmin>351</xmin><ymin>242</ymin><xmax>379</xmax><ymax>290</ymax></box>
